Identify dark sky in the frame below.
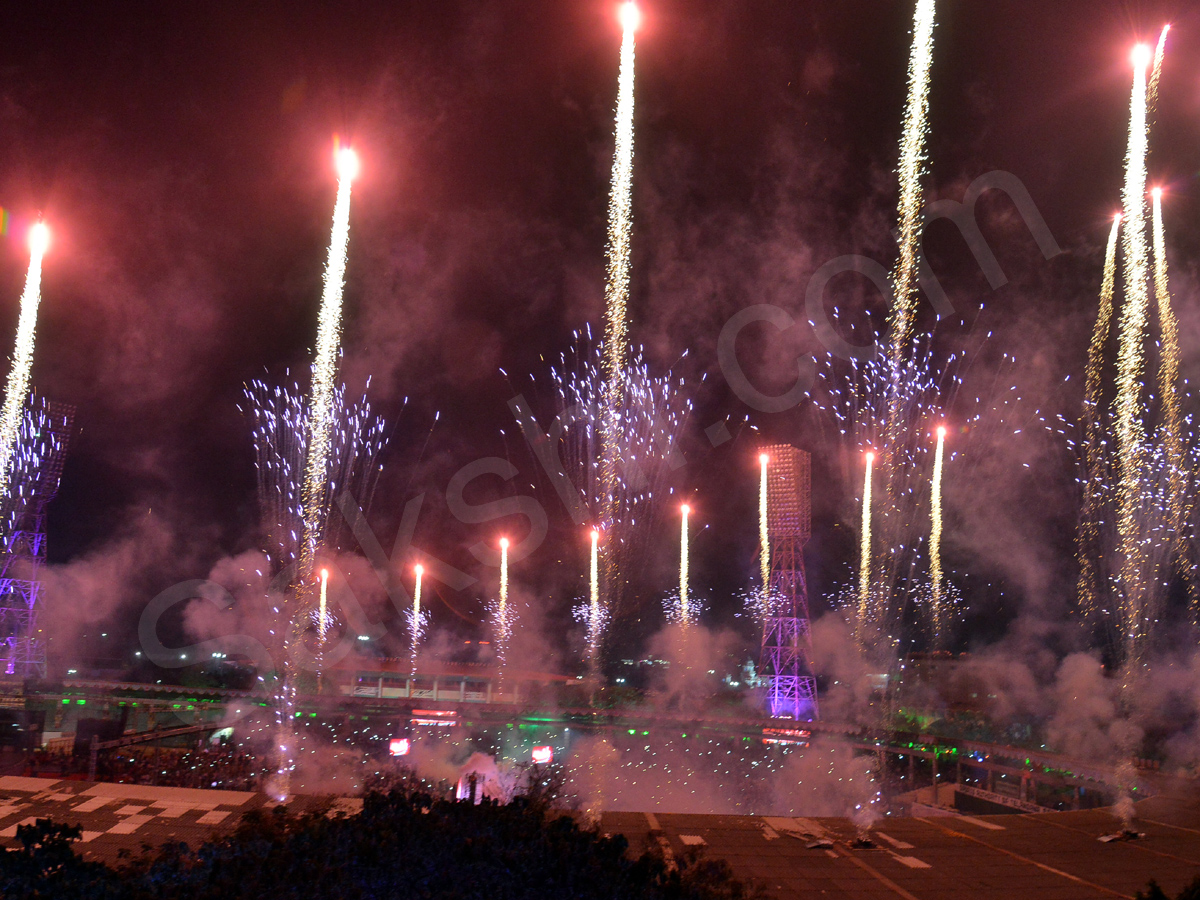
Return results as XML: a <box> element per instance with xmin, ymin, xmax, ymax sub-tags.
<box><xmin>1</xmin><ymin>1</ymin><xmax>1198</xmax><ymax>671</ymax></box>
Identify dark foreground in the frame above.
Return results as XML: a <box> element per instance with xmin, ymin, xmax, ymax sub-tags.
<box><xmin>2</xmin><ymin>774</ymin><xmax>1200</xmax><ymax>898</ymax></box>
<box><xmin>0</xmin><ymin>788</ymin><xmax>756</xmax><ymax>900</ymax></box>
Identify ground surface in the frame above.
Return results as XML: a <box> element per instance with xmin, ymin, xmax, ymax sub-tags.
<box><xmin>0</xmin><ymin>774</ymin><xmax>1197</xmax><ymax>897</ymax></box>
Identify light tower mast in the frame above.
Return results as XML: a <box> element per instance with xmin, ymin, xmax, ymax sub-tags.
<box><xmin>758</xmin><ymin>443</ymin><xmax>818</xmax><ymax>720</ymax></box>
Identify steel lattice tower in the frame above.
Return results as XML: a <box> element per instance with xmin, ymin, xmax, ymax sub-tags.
<box><xmin>759</xmin><ymin>444</ymin><xmax>818</xmax><ymax>720</ymax></box>
<box><xmin>0</xmin><ymin>400</ymin><xmax>73</xmax><ymax>678</ymax></box>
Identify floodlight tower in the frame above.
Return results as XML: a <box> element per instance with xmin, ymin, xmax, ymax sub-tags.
<box><xmin>758</xmin><ymin>443</ymin><xmax>818</xmax><ymax>719</ymax></box>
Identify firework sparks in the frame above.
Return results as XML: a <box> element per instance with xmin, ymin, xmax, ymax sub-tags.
<box><xmin>599</xmin><ymin>3</ymin><xmax>640</xmax><ymax>619</ymax></box>
<box><xmin>887</xmin><ymin>0</ymin><xmax>937</xmax><ymax>362</ymax></box>
<box><xmin>242</xmin><ymin>377</ymin><xmax>387</xmax><ymax>570</ymax></box>
<box><xmin>929</xmin><ymin>428</ymin><xmax>945</xmax><ymax>644</ymax></box>
<box><xmin>0</xmin><ymin>224</ymin><xmax>49</xmax><ymax>501</ymax></box>
<box><xmin>679</xmin><ymin>504</ymin><xmax>691</xmax><ymax>627</ymax></box>
<box><xmin>1115</xmin><ymin>46</ymin><xmax>1152</xmax><ymax>663</ymax></box>
<box><xmin>858</xmin><ymin>451</ymin><xmax>874</xmax><ymax>644</ymax></box>
<box><xmin>1077</xmin><ymin>214</ymin><xmax>1122</xmax><ymax>620</ymax></box>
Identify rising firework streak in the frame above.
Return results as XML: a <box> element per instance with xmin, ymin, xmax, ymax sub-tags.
<box><xmin>0</xmin><ymin>224</ymin><xmax>49</xmax><ymax>501</ymax></box>
<box><xmin>679</xmin><ymin>505</ymin><xmax>690</xmax><ymax>626</ymax></box>
<box><xmin>317</xmin><ymin>568</ymin><xmax>330</xmax><ymax>641</ymax></box>
<box><xmin>887</xmin><ymin>0</ymin><xmax>937</xmax><ymax>362</ymax></box>
<box><xmin>929</xmin><ymin>427</ymin><xmax>946</xmax><ymax>644</ymax></box>
<box><xmin>299</xmin><ymin>147</ymin><xmax>358</xmax><ymax>588</ymax></box>
<box><xmin>493</xmin><ymin>537</ymin><xmax>513</xmax><ymax>673</ymax></box>
<box><xmin>411</xmin><ymin>564</ymin><xmax>424</xmax><ymax>675</ymax></box>
<box><xmin>599</xmin><ymin>2</ymin><xmax>640</xmax><ymax>611</ymax></box>
<box><xmin>858</xmin><ymin>451</ymin><xmax>874</xmax><ymax>644</ymax></box>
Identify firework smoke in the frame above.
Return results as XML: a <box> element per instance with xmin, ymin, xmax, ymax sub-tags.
<box><xmin>0</xmin><ymin>224</ymin><xmax>49</xmax><ymax>501</ymax></box>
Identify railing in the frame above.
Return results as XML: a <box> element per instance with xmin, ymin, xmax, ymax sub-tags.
<box><xmin>955</xmin><ymin>783</ymin><xmax>1044</xmax><ymax>814</ymax></box>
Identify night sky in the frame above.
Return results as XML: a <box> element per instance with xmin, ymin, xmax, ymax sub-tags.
<box><xmin>1</xmin><ymin>1</ymin><xmax>1199</xmax><ymax>673</ymax></box>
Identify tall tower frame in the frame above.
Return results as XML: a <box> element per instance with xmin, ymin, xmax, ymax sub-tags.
<box><xmin>0</xmin><ymin>400</ymin><xmax>73</xmax><ymax>678</ymax></box>
<box><xmin>759</xmin><ymin>443</ymin><xmax>818</xmax><ymax>720</ymax></box>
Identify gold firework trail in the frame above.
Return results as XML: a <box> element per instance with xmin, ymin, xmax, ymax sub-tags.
<box><xmin>598</xmin><ymin>6</ymin><xmax>639</xmax><ymax>633</ymax></box>
<box><xmin>882</xmin><ymin>0</ymin><xmax>937</xmax><ymax>585</ymax></box>
<box><xmin>1151</xmin><ymin>189</ymin><xmax>1195</xmax><ymax>607</ymax></box>
<box><xmin>1115</xmin><ymin>47</ymin><xmax>1152</xmax><ymax>663</ymax></box>
<box><xmin>887</xmin><ymin>0</ymin><xmax>937</xmax><ymax>362</ymax></box>
<box><xmin>0</xmin><ymin>224</ymin><xmax>49</xmax><ymax>501</ymax></box>
<box><xmin>1148</xmin><ymin>25</ymin><xmax>1169</xmax><ymax>118</ymax></box>
<box><xmin>930</xmin><ymin>427</ymin><xmax>945</xmax><ymax>645</ymax></box>
<box><xmin>299</xmin><ymin>150</ymin><xmax>357</xmax><ymax>590</ymax></box>
<box><xmin>1077</xmin><ymin>214</ymin><xmax>1122</xmax><ymax>619</ymax></box>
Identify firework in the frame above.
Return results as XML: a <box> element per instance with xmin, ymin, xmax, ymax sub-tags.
<box><xmin>410</xmin><ymin>564</ymin><xmax>425</xmax><ymax>676</ymax></box>
<box><xmin>679</xmin><ymin>504</ymin><xmax>691</xmax><ymax>627</ymax></box>
<box><xmin>491</xmin><ymin>537</ymin><xmax>514</xmax><ymax>674</ymax></box>
<box><xmin>759</xmin><ymin>454</ymin><xmax>770</xmax><ymax>622</ymax></box>
<box><xmin>1148</xmin><ymin>25</ymin><xmax>1170</xmax><ymax>117</ymax></box>
<box><xmin>537</xmin><ymin>334</ymin><xmax>693</xmax><ymax>652</ymax></box>
<box><xmin>929</xmin><ymin>427</ymin><xmax>945</xmax><ymax>644</ymax></box>
<box><xmin>0</xmin><ymin>224</ymin><xmax>49</xmax><ymax>502</ymax></box>
<box><xmin>1077</xmin><ymin>214</ymin><xmax>1122</xmax><ymax>620</ymax></box>
<box><xmin>1114</xmin><ymin>46</ymin><xmax>1152</xmax><ymax>664</ymax></box>
<box><xmin>1151</xmin><ymin>189</ymin><xmax>1186</xmax><ymax>541</ymax></box>
<box><xmin>857</xmin><ymin>451</ymin><xmax>874</xmax><ymax>645</ymax></box>
<box><xmin>887</xmin><ymin>0</ymin><xmax>937</xmax><ymax>362</ymax></box>
<box><xmin>299</xmin><ymin>147</ymin><xmax>358</xmax><ymax>591</ymax></box>
<box><xmin>588</xmin><ymin>528</ymin><xmax>601</xmax><ymax>666</ymax></box>
<box><xmin>598</xmin><ymin>4</ymin><xmax>640</xmax><ymax>637</ymax></box>
<box><xmin>317</xmin><ymin>567</ymin><xmax>330</xmax><ymax>641</ymax></box>
<box><xmin>242</xmin><ymin>377</ymin><xmax>387</xmax><ymax>570</ymax></box>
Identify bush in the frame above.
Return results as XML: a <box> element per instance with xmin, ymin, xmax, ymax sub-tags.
<box><xmin>0</xmin><ymin>791</ymin><xmax>762</xmax><ymax>899</ymax></box>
